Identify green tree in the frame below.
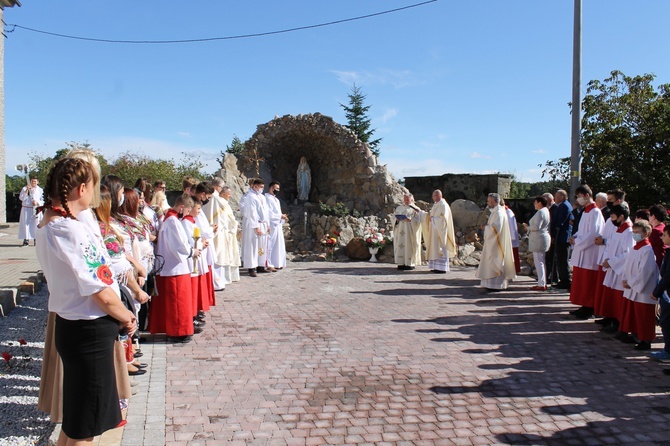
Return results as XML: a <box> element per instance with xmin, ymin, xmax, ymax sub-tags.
<box><xmin>217</xmin><ymin>134</ymin><xmax>245</xmax><ymax>168</ymax></box>
<box><xmin>5</xmin><ymin>175</ymin><xmax>27</xmax><ymax>194</ymax></box>
<box><xmin>340</xmin><ymin>83</ymin><xmax>382</xmax><ymax>157</ymax></box>
<box><xmin>537</xmin><ymin>156</ymin><xmax>571</xmax><ymax>193</ymax></box>
<box><xmin>579</xmin><ymin>70</ymin><xmax>670</xmax><ymax>209</ymax></box>
<box><xmin>106</xmin><ymin>151</ymin><xmax>206</xmax><ymax>191</ymax></box>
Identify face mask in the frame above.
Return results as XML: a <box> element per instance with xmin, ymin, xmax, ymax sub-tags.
<box><xmin>577</xmin><ymin>197</ymin><xmax>586</xmax><ymax>206</ymax></box>
<box><xmin>118</xmin><ymin>194</ymin><xmax>125</xmax><ymax>207</ymax></box>
<box><xmin>611</xmin><ymin>218</ymin><xmax>621</xmax><ymax>227</ymax></box>
<box><xmin>201</xmin><ymin>198</ymin><xmax>210</xmax><ymax>206</ymax></box>
<box><xmin>632</xmin><ymin>233</ymin><xmax>644</xmax><ymax>243</ymax></box>
<box><xmin>606</xmin><ymin>201</ymin><xmax>614</xmax><ymax>209</ymax></box>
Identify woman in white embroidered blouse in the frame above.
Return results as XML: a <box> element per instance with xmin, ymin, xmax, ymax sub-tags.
<box><xmin>36</xmin><ymin>158</ymin><xmax>136</xmax><ymax>444</ymax></box>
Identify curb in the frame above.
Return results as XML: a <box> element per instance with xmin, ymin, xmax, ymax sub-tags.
<box><xmin>0</xmin><ymin>275</ymin><xmax>43</xmax><ymax>317</ymax></box>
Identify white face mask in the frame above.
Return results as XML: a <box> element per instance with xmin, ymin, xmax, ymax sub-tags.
<box><xmin>119</xmin><ymin>194</ymin><xmax>125</xmax><ymax>207</ymax></box>
<box><xmin>632</xmin><ymin>233</ymin><xmax>644</xmax><ymax>243</ymax></box>
<box><xmin>576</xmin><ymin>197</ymin><xmax>586</xmax><ymax>206</ymax></box>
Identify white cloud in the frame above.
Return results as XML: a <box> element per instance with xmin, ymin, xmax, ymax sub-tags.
<box><xmin>531</xmin><ymin>149</ymin><xmax>547</xmax><ymax>154</ymax></box>
<box><xmin>469</xmin><ymin>152</ymin><xmax>491</xmax><ymax>159</ymax></box>
<box><xmin>379</xmin><ymin>108</ymin><xmax>398</xmax><ymax>124</ymax></box>
<box><xmin>331</xmin><ymin>69</ymin><xmax>420</xmax><ymax>89</ymax></box>
<box><xmin>177</xmin><ymin>131</ymin><xmax>191</xmax><ymax>138</ymax></box>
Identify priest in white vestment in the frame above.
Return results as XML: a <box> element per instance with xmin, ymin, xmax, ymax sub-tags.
<box><xmin>18</xmin><ymin>177</ymin><xmax>44</xmax><ymax>246</ymax></box>
<box><xmin>202</xmin><ymin>178</ymin><xmax>229</xmax><ymax>289</ymax></box>
<box><xmin>219</xmin><ymin>187</ymin><xmax>241</xmax><ymax>282</ymax></box>
<box><xmin>265</xmin><ymin>181</ymin><xmax>287</xmax><ymax>270</ymax></box>
<box><xmin>476</xmin><ymin>193</ymin><xmax>517</xmax><ymax>289</ymax></box>
<box><xmin>393</xmin><ymin>194</ymin><xmax>422</xmax><ymax>270</ymax></box>
<box><xmin>420</xmin><ymin>190</ymin><xmax>456</xmax><ymax>273</ymax></box>
<box><xmin>241</xmin><ymin>179</ymin><xmax>269</xmax><ymax>277</ymax></box>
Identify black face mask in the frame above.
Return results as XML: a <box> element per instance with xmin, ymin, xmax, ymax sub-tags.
<box><xmin>606</xmin><ymin>201</ymin><xmax>614</xmax><ymax>209</ymax></box>
<box><xmin>201</xmin><ymin>198</ymin><xmax>210</xmax><ymax>206</ymax></box>
<box><xmin>611</xmin><ymin>217</ymin><xmax>622</xmax><ymax>227</ymax></box>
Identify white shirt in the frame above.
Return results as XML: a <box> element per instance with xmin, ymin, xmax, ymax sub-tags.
<box><xmin>37</xmin><ymin>217</ymin><xmax>120</xmax><ymax>320</ymax></box>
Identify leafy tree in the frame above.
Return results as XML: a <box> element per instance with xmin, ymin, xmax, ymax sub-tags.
<box><xmin>579</xmin><ymin>70</ymin><xmax>670</xmax><ymax>209</ymax></box>
<box><xmin>537</xmin><ymin>156</ymin><xmax>571</xmax><ymax>193</ymax></box>
<box><xmin>217</xmin><ymin>134</ymin><xmax>245</xmax><ymax>168</ymax></box>
<box><xmin>106</xmin><ymin>151</ymin><xmax>206</xmax><ymax>191</ymax></box>
<box><xmin>27</xmin><ymin>141</ymin><xmax>206</xmax><ymax>194</ymax></box>
<box><xmin>339</xmin><ymin>83</ymin><xmax>382</xmax><ymax>157</ymax></box>
<box><xmin>5</xmin><ymin>175</ymin><xmax>27</xmax><ymax>194</ymax></box>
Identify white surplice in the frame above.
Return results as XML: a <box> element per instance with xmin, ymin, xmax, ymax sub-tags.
<box><xmin>264</xmin><ymin>192</ymin><xmax>287</xmax><ymax>269</ymax></box>
<box><xmin>18</xmin><ymin>185</ymin><xmax>44</xmax><ymax>240</ymax></box>
<box><xmin>241</xmin><ymin>190</ymin><xmax>269</xmax><ymax>269</ymax></box>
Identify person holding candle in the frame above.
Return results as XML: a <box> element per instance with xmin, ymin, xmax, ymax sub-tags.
<box><xmin>182</xmin><ymin>199</ymin><xmax>209</xmax><ymax>333</ymax></box>
<box><xmin>148</xmin><ymin>194</ymin><xmax>198</xmax><ymax>343</ymax></box>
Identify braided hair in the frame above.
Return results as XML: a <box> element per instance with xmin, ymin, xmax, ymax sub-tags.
<box><xmin>44</xmin><ymin>157</ymin><xmax>98</xmax><ymax>220</ymax></box>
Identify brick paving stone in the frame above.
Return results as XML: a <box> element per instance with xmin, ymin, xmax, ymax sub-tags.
<box><xmin>87</xmin><ymin>261</ymin><xmax>670</xmax><ymax>445</ymax></box>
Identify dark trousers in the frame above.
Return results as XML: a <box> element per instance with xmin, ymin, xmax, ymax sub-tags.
<box><xmin>660</xmin><ymin>294</ymin><xmax>670</xmax><ymax>353</ymax></box>
<box><xmin>546</xmin><ymin>244</ymin><xmax>556</xmax><ymax>284</ymax></box>
<box><xmin>555</xmin><ymin>242</ymin><xmax>571</xmax><ymax>286</ymax></box>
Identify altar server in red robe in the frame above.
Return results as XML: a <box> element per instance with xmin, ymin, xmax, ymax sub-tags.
<box><xmin>620</xmin><ymin>220</ymin><xmax>659</xmax><ymax>350</ymax></box>
<box><xmin>569</xmin><ymin>185</ymin><xmax>604</xmax><ymax>319</ymax></box>
<box><xmin>149</xmin><ymin>194</ymin><xmax>197</xmax><ymax>343</ymax></box>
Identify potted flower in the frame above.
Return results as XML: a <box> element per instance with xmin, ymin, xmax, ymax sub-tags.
<box><xmin>320</xmin><ymin>230</ymin><xmax>340</xmax><ymax>261</ymax></box>
<box><xmin>363</xmin><ymin>227</ymin><xmax>392</xmax><ymax>262</ymax></box>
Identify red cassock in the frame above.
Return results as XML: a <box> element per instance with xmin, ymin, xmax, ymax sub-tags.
<box><xmin>149</xmin><ymin>274</ymin><xmax>194</xmax><ymax>337</ymax></box>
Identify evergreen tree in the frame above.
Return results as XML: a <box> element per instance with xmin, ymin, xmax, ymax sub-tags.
<box><xmin>340</xmin><ymin>84</ymin><xmax>382</xmax><ymax>157</ymax></box>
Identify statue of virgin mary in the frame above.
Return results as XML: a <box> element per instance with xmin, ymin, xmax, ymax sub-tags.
<box><xmin>296</xmin><ymin>156</ymin><xmax>311</xmax><ymax>201</ymax></box>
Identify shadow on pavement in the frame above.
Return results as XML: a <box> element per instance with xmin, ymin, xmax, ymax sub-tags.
<box><xmin>393</xmin><ymin>282</ymin><xmax>670</xmax><ymax>445</ymax></box>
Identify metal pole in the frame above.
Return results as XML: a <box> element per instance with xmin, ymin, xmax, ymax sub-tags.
<box><xmin>569</xmin><ymin>0</ymin><xmax>582</xmax><ymax>202</ymax></box>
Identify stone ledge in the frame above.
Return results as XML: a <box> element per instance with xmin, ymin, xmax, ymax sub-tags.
<box><xmin>0</xmin><ymin>275</ymin><xmax>43</xmax><ymax>317</ymax></box>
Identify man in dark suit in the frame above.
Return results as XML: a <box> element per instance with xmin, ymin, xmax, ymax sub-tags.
<box><xmin>543</xmin><ymin>193</ymin><xmax>558</xmax><ymax>285</ymax></box>
<box><xmin>551</xmin><ymin>190</ymin><xmax>573</xmax><ymax>289</ymax></box>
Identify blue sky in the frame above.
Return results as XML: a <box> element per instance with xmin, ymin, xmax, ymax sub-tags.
<box><xmin>4</xmin><ymin>0</ymin><xmax>670</xmax><ymax>183</ymax></box>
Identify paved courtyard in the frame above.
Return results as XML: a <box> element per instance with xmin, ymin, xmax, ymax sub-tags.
<box><xmin>145</xmin><ymin>263</ymin><xmax>670</xmax><ymax>446</ymax></box>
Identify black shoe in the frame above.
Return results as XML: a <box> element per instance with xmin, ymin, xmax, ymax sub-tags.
<box><xmin>594</xmin><ymin>318</ymin><xmax>608</xmax><ymax>325</ymax></box>
<box><xmin>128</xmin><ymin>368</ymin><xmax>147</xmax><ymax>376</ymax></box>
<box><xmin>432</xmin><ymin>270</ymin><xmax>447</xmax><ymax>274</ymax></box>
<box><xmin>194</xmin><ymin>319</ymin><xmax>206</xmax><ymax>326</ymax></box>
<box><xmin>556</xmin><ymin>282</ymin><xmax>571</xmax><ymax>290</ymax></box>
<box><xmin>663</xmin><ymin>369</ymin><xmax>670</xmax><ymax>376</ymax></box>
<box><xmin>168</xmin><ymin>335</ymin><xmax>192</xmax><ymax>344</ymax></box>
<box><xmin>406</xmin><ymin>266</ymin><xmax>415</xmax><ymax>270</ymax></box>
<box><xmin>575</xmin><ymin>308</ymin><xmax>594</xmax><ymax>320</ymax></box>
<box><xmin>193</xmin><ymin>325</ymin><xmax>204</xmax><ymax>334</ymax></box>
<box><xmin>600</xmin><ymin>324</ymin><xmax>618</xmax><ymax>334</ymax></box>
<box><xmin>134</xmin><ymin>351</ymin><xmax>144</xmax><ymax>358</ymax></box>
<box><xmin>248</xmin><ymin>268</ymin><xmax>257</xmax><ymax>277</ymax></box>
<box><xmin>620</xmin><ymin>334</ymin><xmax>636</xmax><ymax>344</ymax></box>
<box><xmin>257</xmin><ymin>267</ymin><xmax>269</xmax><ymax>273</ymax></box>
<box><xmin>634</xmin><ymin>341</ymin><xmax>652</xmax><ymax>350</ymax></box>
<box><xmin>569</xmin><ymin>307</ymin><xmax>585</xmax><ymax>315</ymax></box>
<box><xmin>197</xmin><ymin>311</ymin><xmax>206</xmax><ymax>320</ymax></box>
<box><xmin>21</xmin><ymin>239</ymin><xmax>29</xmax><ymax>246</ymax></box>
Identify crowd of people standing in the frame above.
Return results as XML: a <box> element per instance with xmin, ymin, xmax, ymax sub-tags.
<box><xmin>394</xmin><ymin>187</ymin><xmax>670</xmax><ymax>378</ymax></box>
<box><xmin>32</xmin><ymin>149</ymin><xmax>291</xmax><ymax>443</ymax></box>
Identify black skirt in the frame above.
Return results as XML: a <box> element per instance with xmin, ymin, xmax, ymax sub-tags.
<box><xmin>55</xmin><ymin>315</ymin><xmax>121</xmax><ymax>439</ymax></box>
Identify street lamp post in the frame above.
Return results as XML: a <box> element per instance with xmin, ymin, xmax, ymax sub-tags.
<box><xmin>570</xmin><ymin>0</ymin><xmax>582</xmax><ymax>202</ymax></box>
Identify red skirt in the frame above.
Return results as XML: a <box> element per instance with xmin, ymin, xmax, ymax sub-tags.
<box><xmin>207</xmin><ymin>266</ymin><xmax>216</xmax><ymax>307</ymax></box>
<box><xmin>570</xmin><ymin>266</ymin><xmax>600</xmax><ymax>307</ymax></box>
<box><xmin>620</xmin><ymin>299</ymin><xmax>657</xmax><ymax>342</ymax></box>
<box><xmin>191</xmin><ymin>274</ymin><xmax>210</xmax><ymax>314</ymax></box>
<box><xmin>592</xmin><ymin>267</ymin><xmax>608</xmax><ymax>315</ymax></box>
<box><xmin>596</xmin><ymin>285</ymin><xmax>624</xmax><ymax>320</ymax></box>
<box><xmin>148</xmin><ymin>274</ymin><xmax>194</xmax><ymax>337</ymax></box>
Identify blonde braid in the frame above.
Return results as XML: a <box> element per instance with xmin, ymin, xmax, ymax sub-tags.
<box><xmin>44</xmin><ymin>158</ymin><xmax>96</xmax><ymax>220</ymax></box>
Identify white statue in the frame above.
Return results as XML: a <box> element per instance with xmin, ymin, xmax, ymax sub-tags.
<box><xmin>297</xmin><ymin>156</ymin><xmax>311</xmax><ymax>201</ymax></box>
